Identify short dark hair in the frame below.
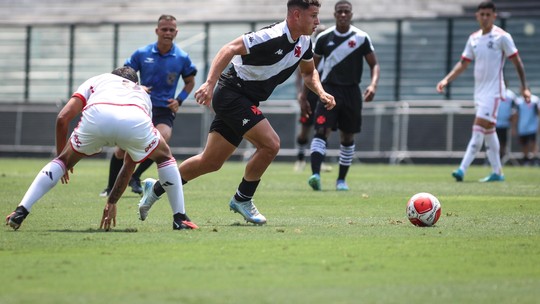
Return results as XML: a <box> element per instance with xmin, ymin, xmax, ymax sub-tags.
<box><xmin>477</xmin><ymin>1</ymin><xmax>496</xmax><ymax>12</ymax></box>
<box><xmin>335</xmin><ymin>0</ymin><xmax>352</xmax><ymax>10</ymax></box>
<box><xmin>112</xmin><ymin>66</ymin><xmax>139</xmax><ymax>83</ymax></box>
<box><xmin>158</xmin><ymin>14</ymin><xmax>176</xmax><ymax>23</ymax></box>
<box><xmin>287</xmin><ymin>0</ymin><xmax>321</xmax><ymax>10</ymax></box>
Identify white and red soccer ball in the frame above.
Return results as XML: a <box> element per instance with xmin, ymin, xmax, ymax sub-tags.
<box><xmin>406</xmin><ymin>192</ymin><xmax>441</xmax><ymax>227</ymax></box>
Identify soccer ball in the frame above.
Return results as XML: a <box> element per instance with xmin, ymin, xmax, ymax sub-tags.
<box><xmin>406</xmin><ymin>192</ymin><xmax>441</xmax><ymax>227</ymax></box>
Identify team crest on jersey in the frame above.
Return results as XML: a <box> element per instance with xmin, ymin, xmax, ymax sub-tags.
<box><xmin>348</xmin><ymin>39</ymin><xmax>356</xmax><ymax>48</ymax></box>
<box><xmin>316</xmin><ymin>115</ymin><xmax>326</xmax><ymax>125</ymax></box>
<box><xmin>294</xmin><ymin>46</ymin><xmax>302</xmax><ymax>57</ymax></box>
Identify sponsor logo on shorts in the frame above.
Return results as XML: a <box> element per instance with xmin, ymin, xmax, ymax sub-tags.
<box><xmin>73</xmin><ymin>134</ymin><xmax>82</xmax><ymax>148</ymax></box>
<box><xmin>316</xmin><ymin>115</ymin><xmax>326</xmax><ymax>125</ymax></box>
<box><xmin>144</xmin><ymin>139</ymin><xmax>157</xmax><ymax>152</ymax></box>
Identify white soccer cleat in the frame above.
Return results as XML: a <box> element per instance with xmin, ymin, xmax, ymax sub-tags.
<box><xmin>138</xmin><ymin>178</ymin><xmax>160</xmax><ymax>221</ymax></box>
<box><xmin>229</xmin><ymin>197</ymin><xmax>267</xmax><ymax>225</ymax></box>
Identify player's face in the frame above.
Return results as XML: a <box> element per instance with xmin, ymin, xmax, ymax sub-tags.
<box><xmin>156</xmin><ymin>19</ymin><xmax>178</xmax><ymax>44</ymax></box>
<box><xmin>334</xmin><ymin>3</ymin><xmax>352</xmax><ymax>29</ymax></box>
<box><xmin>475</xmin><ymin>8</ymin><xmax>496</xmax><ymax>31</ymax></box>
<box><xmin>298</xmin><ymin>6</ymin><xmax>320</xmax><ymax>35</ymax></box>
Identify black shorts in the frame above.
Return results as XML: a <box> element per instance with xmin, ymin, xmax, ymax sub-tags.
<box><xmin>209</xmin><ymin>85</ymin><xmax>266</xmax><ymax>147</ymax></box>
<box><xmin>496</xmin><ymin>127</ymin><xmax>508</xmax><ymax>145</ymax></box>
<box><xmin>299</xmin><ymin>91</ymin><xmax>319</xmax><ymax>126</ymax></box>
<box><xmin>519</xmin><ymin>133</ymin><xmax>536</xmax><ymax>146</ymax></box>
<box><xmin>152</xmin><ymin>106</ymin><xmax>175</xmax><ymax>128</ymax></box>
<box><xmin>314</xmin><ymin>83</ymin><xmax>362</xmax><ymax>133</ymax></box>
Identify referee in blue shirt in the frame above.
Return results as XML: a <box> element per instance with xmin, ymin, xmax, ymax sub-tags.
<box><xmin>100</xmin><ymin>15</ymin><xmax>197</xmax><ymax>196</ymax></box>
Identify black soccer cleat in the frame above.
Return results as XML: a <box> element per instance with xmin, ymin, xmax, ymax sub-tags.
<box><xmin>6</xmin><ymin>206</ymin><xmax>29</xmax><ymax>231</ymax></box>
<box><xmin>129</xmin><ymin>177</ymin><xmax>143</xmax><ymax>195</ymax></box>
<box><xmin>172</xmin><ymin>213</ymin><xmax>199</xmax><ymax>230</ymax></box>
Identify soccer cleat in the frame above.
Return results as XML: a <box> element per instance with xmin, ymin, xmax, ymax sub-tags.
<box><xmin>229</xmin><ymin>197</ymin><xmax>267</xmax><ymax>225</ymax></box>
<box><xmin>129</xmin><ymin>177</ymin><xmax>143</xmax><ymax>195</ymax></box>
<box><xmin>6</xmin><ymin>206</ymin><xmax>29</xmax><ymax>231</ymax></box>
<box><xmin>138</xmin><ymin>178</ymin><xmax>160</xmax><ymax>221</ymax></box>
<box><xmin>452</xmin><ymin>168</ymin><xmax>464</xmax><ymax>182</ymax></box>
<box><xmin>173</xmin><ymin>213</ymin><xmax>199</xmax><ymax>230</ymax></box>
<box><xmin>99</xmin><ymin>188</ymin><xmax>110</xmax><ymax>197</ymax></box>
<box><xmin>308</xmin><ymin>174</ymin><xmax>321</xmax><ymax>191</ymax></box>
<box><xmin>336</xmin><ymin>180</ymin><xmax>349</xmax><ymax>191</ymax></box>
<box><xmin>479</xmin><ymin>173</ymin><xmax>505</xmax><ymax>182</ymax></box>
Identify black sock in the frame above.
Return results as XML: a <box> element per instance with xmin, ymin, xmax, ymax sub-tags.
<box><xmin>234</xmin><ymin>178</ymin><xmax>260</xmax><ymax>202</ymax></box>
<box><xmin>311</xmin><ymin>152</ymin><xmax>325</xmax><ymax>175</ymax></box>
<box><xmin>338</xmin><ymin>164</ymin><xmax>350</xmax><ymax>181</ymax></box>
<box><xmin>154</xmin><ymin>182</ymin><xmax>166</xmax><ymax>196</ymax></box>
<box><xmin>132</xmin><ymin>158</ymin><xmax>154</xmax><ymax>181</ymax></box>
<box><xmin>107</xmin><ymin>155</ymin><xmax>123</xmax><ymax>189</ymax></box>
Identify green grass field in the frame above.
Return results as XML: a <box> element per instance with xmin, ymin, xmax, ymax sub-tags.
<box><xmin>1</xmin><ymin>158</ymin><xmax>539</xmax><ymax>304</ymax></box>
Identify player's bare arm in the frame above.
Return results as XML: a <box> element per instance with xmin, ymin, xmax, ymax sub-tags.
<box><xmin>194</xmin><ymin>36</ymin><xmax>247</xmax><ymax>107</ymax></box>
<box><xmin>100</xmin><ymin>154</ymin><xmax>137</xmax><ymax>230</ymax></box>
<box><xmin>299</xmin><ymin>59</ymin><xmax>335</xmax><ymax>110</ymax></box>
<box><xmin>55</xmin><ymin>96</ymin><xmax>83</xmax><ymax>183</ymax></box>
<box><xmin>437</xmin><ymin>59</ymin><xmax>470</xmax><ymax>93</ymax></box>
<box><xmin>364</xmin><ymin>52</ymin><xmax>380</xmax><ymax>102</ymax></box>
<box><xmin>509</xmin><ymin>55</ymin><xmax>531</xmax><ymax>102</ymax></box>
<box><xmin>168</xmin><ymin>74</ymin><xmax>196</xmax><ymax>112</ymax></box>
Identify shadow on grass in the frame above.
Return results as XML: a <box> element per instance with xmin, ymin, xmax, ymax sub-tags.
<box><xmin>48</xmin><ymin>228</ymin><xmax>138</xmax><ymax>233</ymax></box>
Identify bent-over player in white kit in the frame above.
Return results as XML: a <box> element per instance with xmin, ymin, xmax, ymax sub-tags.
<box><xmin>5</xmin><ymin>66</ymin><xmax>198</xmax><ymax>231</ymax></box>
<box><xmin>436</xmin><ymin>1</ymin><xmax>531</xmax><ymax>182</ymax></box>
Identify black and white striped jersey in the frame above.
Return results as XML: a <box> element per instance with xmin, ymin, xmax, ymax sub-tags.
<box><xmin>314</xmin><ymin>25</ymin><xmax>374</xmax><ymax>86</ymax></box>
<box><xmin>219</xmin><ymin>20</ymin><xmax>313</xmax><ymax>103</ymax></box>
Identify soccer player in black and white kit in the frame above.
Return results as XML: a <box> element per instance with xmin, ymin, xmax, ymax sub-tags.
<box><xmin>306</xmin><ymin>0</ymin><xmax>380</xmax><ymax>191</ymax></box>
<box><xmin>137</xmin><ymin>0</ymin><xmax>335</xmax><ymax>225</ymax></box>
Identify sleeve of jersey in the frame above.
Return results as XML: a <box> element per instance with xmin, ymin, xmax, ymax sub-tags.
<box><xmin>502</xmin><ymin>34</ymin><xmax>519</xmax><ymax>58</ymax></box>
<box><xmin>461</xmin><ymin>37</ymin><xmax>474</xmax><ymax>62</ymax></box>
<box><xmin>182</xmin><ymin>55</ymin><xmax>198</xmax><ymax>78</ymax></box>
<box><xmin>302</xmin><ymin>41</ymin><xmax>313</xmax><ymax>61</ymax></box>
<box><xmin>70</xmin><ymin>78</ymin><xmax>94</xmax><ymax>108</ymax></box>
<box><xmin>124</xmin><ymin>50</ymin><xmax>140</xmax><ymax>70</ymax></box>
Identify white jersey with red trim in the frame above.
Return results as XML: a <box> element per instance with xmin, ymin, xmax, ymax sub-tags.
<box><xmin>462</xmin><ymin>25</ymin><xmax>518</xmax><ymax>102</ymax></box>
<box><xmin>72</xmin><ymin>73</ymin><xmax>152</xmax><ymax>116</ymax></box>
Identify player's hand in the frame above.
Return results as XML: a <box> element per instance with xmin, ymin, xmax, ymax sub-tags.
<box><xmin>60</xmin><ymin>168</ymin><xmax>74</xmax><ymax>184</ymax></box>
<box><xmin>167</xmin><ymin>98</ymin><xmax>180</xmax><ymax>113</ymax></box>
<box><xmin>363</xmin><ymin>85</ymin><xmax>377</xmax><ymax>102</ymax></box>
<box><xmin>436</xmin><ymin>80</ymin><xmax>447</xmax><ymax>93</ymax></box>
<box><xmin>100</xmin><ymin>203</ymin><xmax>117</xmax><ymax>231</ymax></box>
<box><xmin>521</xmin><ymin>87</ymin><xmax>531</xmax><ymax>103</ymax></box>
<box><xmin>194</xmin><ymin>82</ymin><xmax>214</xmax><ymax>107</ymax></box>
<box><xmin>142</xmin><ymin>86</ymin><xmax>152</xmax><ymax>93</ymax></box>
<box><xmin>319</xmin><ymin>92</ymin><xmax>335</xmax><ymax>110</ymax></box>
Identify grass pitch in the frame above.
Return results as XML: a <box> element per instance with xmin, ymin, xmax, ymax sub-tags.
<box><xmin>1</xmin><ymin>158</ymin><xmax>539</xmax><ymax>304</ymax></box>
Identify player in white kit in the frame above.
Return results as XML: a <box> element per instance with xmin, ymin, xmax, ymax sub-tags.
<box><xmin>436</xmin><ymin>1</ymin><xmax>531</xmax><ymax>182</ymax></box>
<box><xmin>5</xmin><ymin>66</ymin><xmax>198</xmax><ymax>231</ymax></box>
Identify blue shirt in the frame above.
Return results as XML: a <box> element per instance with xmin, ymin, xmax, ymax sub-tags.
<box><xmin>125</xmin><ymin>42</ymin><xmax>197</xmax><ymax>108</ymax></box>
<box><xmin>496</xmin><ymin>89</ymin><xmax>517</xmax><ymax>129</ymax></box>
<box><xmin>515</xmin><ymin>95</ymin><xmax>540</xmax><ymax>136</ymax></box>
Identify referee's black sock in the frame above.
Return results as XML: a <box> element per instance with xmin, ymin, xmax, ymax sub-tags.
<box><xmin>107</xmin><ymin>155</ymin><xmax>123</xmax><ymax>189</ymax></box>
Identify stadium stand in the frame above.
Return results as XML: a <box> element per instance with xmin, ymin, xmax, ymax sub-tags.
<box><xmin>0</xmin><ymin>0</ymin><xmax>480</xmax><ymax>25</ymax></box>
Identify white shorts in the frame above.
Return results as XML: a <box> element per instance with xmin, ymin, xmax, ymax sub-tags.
<box><xmin>474</xmin><ymin>96</ymin><xmax>501</xmax><ymax>124</ymax></box>
<box><xmin>70</xmin><ymin>104</ymin><xmax>160</xmax><ymax>162</ymax></box>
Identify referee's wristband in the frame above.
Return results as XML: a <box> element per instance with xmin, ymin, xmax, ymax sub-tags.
<box><xmin>176</xmin><ymin>89</ymin><xmax>189</xmax><ymax>106</ymax></box>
